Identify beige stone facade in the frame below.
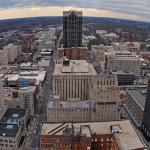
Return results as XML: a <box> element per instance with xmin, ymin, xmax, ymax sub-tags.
<box><xmin>49</xmin><ymin>74</ymin><xmax>121</xmax><ymax>122</ymax></box>
<box><xmin>90</xmin><ymin>75</ymin><xmax>121</xmax><ymax>121</ymax></box>
<box><xmin>47</xmin><ymin>97</ymin><xmax>90</xmax><ymax>122</ymax></box>
<box><xmin>106</xmin><ymin>52</ymin><xmax>141</xmax><ymax>75</ymax></box>
<box><xmin>53</xmin><ymin>60</ymin><xmax>97</xmax><ymax>101</ymax></box>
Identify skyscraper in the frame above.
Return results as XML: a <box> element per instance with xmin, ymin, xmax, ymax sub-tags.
<box><xmin>63</xmin><ymin>10</ymin><xmax>82</xmax><ymax>48</ymax></box>
<box><xmin>142</xmin><ymin>80</ymin><xmax>150</xmax><ymax>140</ymax></box>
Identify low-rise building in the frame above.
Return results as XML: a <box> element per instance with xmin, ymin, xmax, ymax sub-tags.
<box><xmin>100</xmin><ymin>33</ymin><xmax>119</xmax><ymax>41</ymax></box>
<box><xmin>40</xmin><ymin>120</ymin><xmax>146</xmax><ymax>150</ymax></box>
<box><xmin>0</xmin><ymin>108</ymin><xmax>29</xmax><ymax>150</ymax></box>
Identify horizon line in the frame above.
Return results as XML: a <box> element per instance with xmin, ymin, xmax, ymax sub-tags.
<box><xmin>0</xmin><ymin>16</ymin><xmax>149</xmax><ymax>24</ymax></box>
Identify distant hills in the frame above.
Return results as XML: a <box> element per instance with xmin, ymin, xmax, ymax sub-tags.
<box><xmin>0</xmin><ymin>16</ymin><xmax>150</xmax><ymax>31</ymax></box>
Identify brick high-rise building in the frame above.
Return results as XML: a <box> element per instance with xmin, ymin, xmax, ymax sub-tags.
<box><xmin>63</xmin><ymin>10</ymin><xmax>82</xmax><ymax>48</ymax></box>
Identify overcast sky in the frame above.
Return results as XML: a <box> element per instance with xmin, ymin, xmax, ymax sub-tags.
<box><xmin>0</xmin><ymin>0</ymin><xmax>149</xmax><ymax>21</ymax></box>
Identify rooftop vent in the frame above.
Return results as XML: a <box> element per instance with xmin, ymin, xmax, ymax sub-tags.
<box><xmin>111</xmin><ymin>124</ymin><xmax>122</xmax><ymax>134</ymax></box>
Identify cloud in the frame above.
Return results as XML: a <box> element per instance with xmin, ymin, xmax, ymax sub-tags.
<box><xmin>0</xmin><ymin>0</ymin><xmax>149</xmax><ymax>21</ymax></box>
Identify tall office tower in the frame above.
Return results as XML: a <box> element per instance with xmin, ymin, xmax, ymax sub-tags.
<box><xmin>63</xmin><ymin>10</ymin><xmax>82</xmax><ymax>48</ymax></box>
<box><xmin>142</xmin><ymin>80</ymin><xmax>150</xmax><ymax>140</ymax></box>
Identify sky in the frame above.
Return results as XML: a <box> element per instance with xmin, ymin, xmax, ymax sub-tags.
<box><xmin>0</xmin><ymin>0</ymin><xmax>149</xmax><ymax>22</ymax></box>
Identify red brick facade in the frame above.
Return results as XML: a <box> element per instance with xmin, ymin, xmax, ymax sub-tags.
<box><xmin>58</xmin><ymin>47</ymin><xmax>87</xmax><ymax>60</ymax></box>
<box><xmin>40</xmin><ymin>134</ymin><xmax>120</xmax><ymax>150</ymax></box>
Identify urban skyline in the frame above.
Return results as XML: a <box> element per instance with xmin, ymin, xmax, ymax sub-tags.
<box><xmin>0</xmin><ymin>1</ymin><xmax>149</xmax><ymax>22</ymax></box>
<box><xmin>0</xmin><ymin>2</ymin><xmax>149</xmax><ymax>149</ymax></box>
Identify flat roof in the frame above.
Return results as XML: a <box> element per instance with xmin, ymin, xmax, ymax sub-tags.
<box><xmin>127</xmin><ymin>88</ymin><xmax>147</xmax><ymax>109</ymax></box>
<box><xmin>19</xmin><ymin>86</ymin><xmax>36</xmax><ymax>92</ymax></box>
<box><xmin>111</xmin><ymin>70</ymin><xmax>135</xmax><ymax>75</ymax></box>
<box><xmin>6</xmin><ymin>74</ymin><xmax>19</xmax><ymax>81</ymax></box>
<box><xmin>38</xmin><ymin>59</ymin><xmax>50</xmax><ymax>67</ymax></box>
<box><xmin>6</xmin><ymin>71</ymin><xmax>46</xmax><ymax>84</ymax></box>
<box><xmin>48</xmin><ymin>100</ymin><xmax>90</xmax><ymax>108</ymax></box>
<box><xmin>53</xmin><ymin>60</ymin><xmax>97</xmax><ymax>75</ymax></box>
<box><xmin>41</xmin><ymin>120</ymin><xmax>146</xmax><ymax>150</ymax></box>
<box><xmin>0</xmin><ymin>108</ymin><xmax>26</xmax><ymax>137</ymax></box>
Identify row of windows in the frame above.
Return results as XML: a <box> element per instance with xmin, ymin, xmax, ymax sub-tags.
<box><xmin>0</xmin><ymin>139</ymin><xmax>14</xmax><ymax>143</ymax></box>
<box><xmin>0</xmin><ymin>144</ymin><xmax>14</xmax><ymax>147</ymax></box>
<box><xmin>97</xmin><ymin>80</ymin><xmax>115</xmax><ymax>86</ymax></box>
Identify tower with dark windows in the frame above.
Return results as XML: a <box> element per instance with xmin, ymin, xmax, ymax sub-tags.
<box><xmin>63</xmin><ymin>10</ymin><xmax>82</xmax><ymax>48</ymax></box>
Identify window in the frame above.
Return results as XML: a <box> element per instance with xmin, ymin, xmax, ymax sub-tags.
<box><xmin>9</xmin><ymin>140</ymin><xmax>13</xmax><ymax>143</ymax></box>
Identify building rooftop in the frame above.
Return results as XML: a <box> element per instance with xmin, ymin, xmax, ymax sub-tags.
<box><xmin>48</xmin><ymin>100</ymin><xmax>90</xmax><ymax>108</ymax></box>
<box><xmin>53</xmin><ymin>60</ymin><xmax>97</xmax><ymax>75</ymax></box>
<box><xmin>0</xmin><ymin>108</ymin><xmax>26</xmax><ymax>137</ymax></box>
<box><xmin>63</xmin><ymin>10</ymin><xmax>82</xmax><ymax>17</ymax></box>
<box><xmin>41</xmin><ymin>120</ymin><xmax>146</xmax><ymax>150</ymax></box>
<box><xmin>5</xmin><ymin>71</ymin><xmax>46</xmax><ymax>85</ymax></box>
<box><xmin>111</xmin><ymin>70</ymin><xmax>135</xmax><ymax>75</ymax></box>
<box><xmin>127</xmin><ymin>88</ymin><xmax>147</xmax><ymax>110</ymax></box>
<box><xmin>38</xmin><ymin>59</ymin><xmax>50</xmax><ymax>67</ymax></box>
<box><xmin>19</xmin><ymin>86</ymin><xmax>36</xmax><ymax>93</ymax></box>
